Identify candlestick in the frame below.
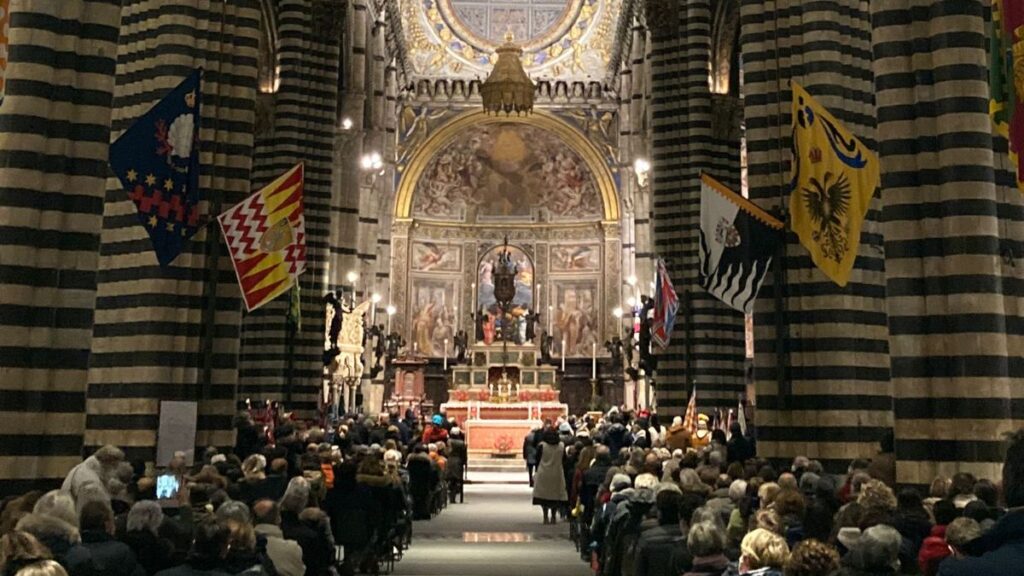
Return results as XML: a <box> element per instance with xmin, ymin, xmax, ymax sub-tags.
<box><xmin>591</xmin><ymin>342</ymin><xmax>597</xmax><ymax>379</ymax></box>
<box><xmin>561</xmin><ymin>339</ymin><xmax>566</xmax><ymax>371</ymax></box>
<box><xmin>443</xmin><ymin>339</ymin><xmax>448</xmax><ymax>371</ymax></box>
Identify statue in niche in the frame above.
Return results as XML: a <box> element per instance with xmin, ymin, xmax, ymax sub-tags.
<box><xmin>622</xmin><ymin>326</ymin><xmax>635</xmax><ymax>368</ymax></box>
<box><xmin>540</xmin><ymin>330</ymin><xmax>553</xmax><ymax>365</ymax></box>
<box><xmin>638</xmin><ymin>295</ymin><xmax>657</xmax><ymax>375</ymax></box>
<box><xmin>473</xmin><ymin>308</ymin><xmax>487</xmax><ymax>342</ymax></box>
<box><xmin>524</xmin><ymin>309</ymin><xmax>540</xmax><ymax>343</ymax></box>
<box><xmin>454</xmin><ymin>330</ymin><xmax>468</xmax><ymax>364</ymax></box>
<box><xmin>386</xmin><ymin>331</ymin><xmax>406</xmax><ymax>359</ymax></box>
<box><xmin>605</xmin><ymin>337</ymin><xmax>624</xmax><ymax>370</ymax></box>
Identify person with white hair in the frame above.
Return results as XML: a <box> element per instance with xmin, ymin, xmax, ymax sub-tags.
<box><xmin>122</xmin><ymin>501</ymin><xmax>176</xmax><ymax>575</ymax></box>
<box><xmin>32</xmin><ymin>492</ymin><xmax>77</xmax><ymax>529</ymax></box>
<box><xmin>279</xmin><ymin>477</ymin><xmax>332</xmax><ymax>576</ymax></box>
<box><xmin>662</xmin><ymin>448</ymin><xmax>685</xmax><ymax>483</ymax></box>
<box><xmin>61</xmin><ymin>445</ymin><xmax>124</xmax><ymax>501</ymax></box>
<box><xmin>665</xmin><ymin>415</ymin><xmax>690</xmax><ymax>451</ymax></box>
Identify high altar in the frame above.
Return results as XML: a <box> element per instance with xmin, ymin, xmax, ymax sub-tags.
<box><xmin>442</xmin><ymin>343</ymin><xmax>568</xmax><ymax>456</ymax></box>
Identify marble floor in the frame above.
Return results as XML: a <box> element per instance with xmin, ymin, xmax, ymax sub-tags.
<box><xmin>392</xmin><ymin>476</ymin><xmax>591</xmax><ymax>576</ymax></box>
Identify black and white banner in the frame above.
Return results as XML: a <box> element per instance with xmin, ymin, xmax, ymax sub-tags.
<box><xmin>698</xmin><ymin>174</ymin><xmax>783</xmax><ymax>313</ymax></box>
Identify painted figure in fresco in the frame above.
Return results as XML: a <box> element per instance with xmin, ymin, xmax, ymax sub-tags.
<box><xmin>413</xmin><ymin>300</ymin><xmax>436</xmax><ymax>355</ymax></box>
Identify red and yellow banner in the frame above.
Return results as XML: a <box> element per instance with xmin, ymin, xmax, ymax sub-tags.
<box><xmin>218</xmin><ymin>163</ymin><xmax>306</xmax><ymax>311</ymax></box>
<box><xmin>993</xmin><ymin>0</ymin><xmax>1024</xmax><ymax>192</ymax></box>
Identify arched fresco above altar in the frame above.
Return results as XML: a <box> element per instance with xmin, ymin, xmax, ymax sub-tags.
<box><xmin>402</xmin><ymin>0</ymin><xmax>621</xmax><ymax>79</ymax></box>
<box><xmin>396</xmin><ymin>111</ymin><xmax>620</xmax><ymax>223</ymax></box>
<box><xmin>412</xmin><ymin>122</ymin><xmax>602</xmax><ymax>222</ymax></box>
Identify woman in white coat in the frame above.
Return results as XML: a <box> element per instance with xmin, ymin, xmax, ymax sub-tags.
<box><xmin>531</xmin><ymin>427</ymin><xmax>568</xmax><ymax>524</ymax></box>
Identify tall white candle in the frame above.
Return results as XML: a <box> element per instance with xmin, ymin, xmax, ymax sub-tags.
<box><xmin>443</xmin><ymin>339</ymin><xmax>449</xmax><ymax>370</ymax></box>
<box><xmin>561</xmin><ymin>338</ymin><xmax>566</xmax><ymax>371</ymax></box>
<box><xmin>547</xmin><ymin>305</ymin><xmax>553</xmax><ymax>334</ymax></box>
<box><xmin>591</xmin><ymin>342</ymin><xmax>597</xmax><ymax>379</ymax></box>
<box><xmin>386</xmin><ymin>312</ymin><xmax>392</xmax><ymax>335</ymax></box>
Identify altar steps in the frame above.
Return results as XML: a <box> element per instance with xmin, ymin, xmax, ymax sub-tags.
<box><xmin>467</xmin><ymin>456</ymin><xmax>529</xmax><ymax>483</ymax></box>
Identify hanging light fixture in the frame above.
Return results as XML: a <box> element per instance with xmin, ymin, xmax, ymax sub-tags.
<box><xmin>481</xmin><ymin>32</ymin><xmax>534</xmax><ymax>116</ymax></box>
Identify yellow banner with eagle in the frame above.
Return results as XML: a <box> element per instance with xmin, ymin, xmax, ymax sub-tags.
<box><xmin>790</xmin><ymin>82</ymin><xmax>879</xmax><ymax>287</ymax></box>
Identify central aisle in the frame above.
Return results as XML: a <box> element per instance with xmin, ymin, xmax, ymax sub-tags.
<box><xmin>393</xmin><ymin>480</ymin><xmax>591</xmax><ymax>576</ymax></box>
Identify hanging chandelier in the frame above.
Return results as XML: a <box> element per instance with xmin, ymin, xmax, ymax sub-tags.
<box><xmin>481</xmin><ymin>32</ymin><xmax>534</xmax><ymax>115</ymax></box>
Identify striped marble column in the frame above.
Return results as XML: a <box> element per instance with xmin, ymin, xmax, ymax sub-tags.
<box><xmin>648</xmin><ymin>0</ymin><xmax>746</xmax><ymax>414</ymax></box>
<box><xmin>741</xmin><ymin>0</ymin><xmax>892</xmax><ymax>471</ymax></box>
<box><xmin>0</xmin><ymin>0</ymin><xmax>121</xmax><ymax>494</ymax></box>
<box><xmin>84</xmin><ymin>0</ymin><xmax>261</xmax><ymax>461</ymax></box>
<box><xmin>873</xmin><ymin>1</ymin><xmax>1024</xmax><ymax>485</ymax></box>
<box><xmin>238</xmin><ymin>0</ymin><xmax>340</xmax><ymax>417</ymax></box>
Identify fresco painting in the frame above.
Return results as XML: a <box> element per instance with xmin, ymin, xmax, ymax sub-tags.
<box><xmin>551</xmin><ymin>279</ymin><xmax>599</xmax><ymax>357</ymax></box>
<box><xmin>411</xmin><ymin>241</ymin><xmax>461</xmax><ymax>271</ymax></box>
<box><xmin>412</xmin><ymin>123</ymin><xmax>602</xmax><ymax>222</ymax></box>
<box><xmin>409</xmin><ymin>276</ymin><xmax>459</xmax><ymax>357</ymax></box>
<box><xmin>550</xmin><ymin>244</ymin><xmax>600</xmax><ymax>271</ymax></box>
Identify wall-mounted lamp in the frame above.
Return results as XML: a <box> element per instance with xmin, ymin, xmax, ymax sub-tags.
<box><xmin>633</xmin><ymin>158</ymin><xmax>651</xmax><ymax>189</ymax></box>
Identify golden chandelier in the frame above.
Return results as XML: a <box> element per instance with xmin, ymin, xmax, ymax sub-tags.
<box><xmin>481</xmin><ymin>32</ymin><xmax>534</xmax><ymax>115</ymax></box>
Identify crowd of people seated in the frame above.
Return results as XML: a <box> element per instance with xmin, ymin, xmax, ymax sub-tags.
<box><xmin>523</xmin><ymin>406</ymin><xmax>1024</xmax><ymax>576</ymax></box>
<box><xmin>0</xmin><ymin>408</ymin><xmax>468</xmax><ymax>576</ymax></box>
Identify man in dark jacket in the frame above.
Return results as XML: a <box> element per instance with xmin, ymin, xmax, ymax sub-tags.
<box><xmin>726</xmin><ymin>421</ymin><xmax>754</xmax><ymax>464</ymax></box>
<box><xmin>581</xmin><ymin>446</ymin><xmax>613</xmax><ymax>525</ymax></box>
<box><xmin>66</xmin><ymin>500</ymin><xmax>145</xmax><ymax>576</ymax></box>
<box><xmin>635</xmin><ymin>490</ymin><xmax>692</xmax><ymax>576</ymax></box>
<box><xmin>940</xmin><ymin>429</ymin><xmax>1024</xmax><ymax>576</ymax></box>
<box><xmin>523</xmin><ymin>428</ymin><xmax>540</xmax><ymax>487</ymax></box>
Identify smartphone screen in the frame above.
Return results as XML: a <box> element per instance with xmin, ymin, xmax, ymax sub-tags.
<box><xmin>156</xmin><ymin>474</ymin><xmax>180</xmax><ymax>501</ymax></box>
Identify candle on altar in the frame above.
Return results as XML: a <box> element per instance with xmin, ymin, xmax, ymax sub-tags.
<box><xmin>591</xmin><ymin>342</ymin><xmax>597</xmax><ymax>379</ymax></box>
<box><xmin>561</xmin><ymin>339</ymin><xmax>566</xmax><ymax>371</ymax></box>
<box><xmin>547</xmin><ymin>305</ymin><xmax>553</xmax><ymax>334</ymax></box>
<box><xmin>386</xmin><ymin>312</ymin><xmax>392</xmax><ymax>335</ymax></box>
<box><xmin>413</xmin><ymin>342</ymin><xmax>418</xmax><ymax>355</ymax></box>
<box><xmin>443</xmin><ymin>339</ymin><xmax>449</xmax><ymax>371</ymax></box>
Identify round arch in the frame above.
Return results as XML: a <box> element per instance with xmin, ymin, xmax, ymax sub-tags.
<box><xmin>394</xmin><ymin>110</ymin><xmax>621</xmax><ymax>222</ymax></box>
